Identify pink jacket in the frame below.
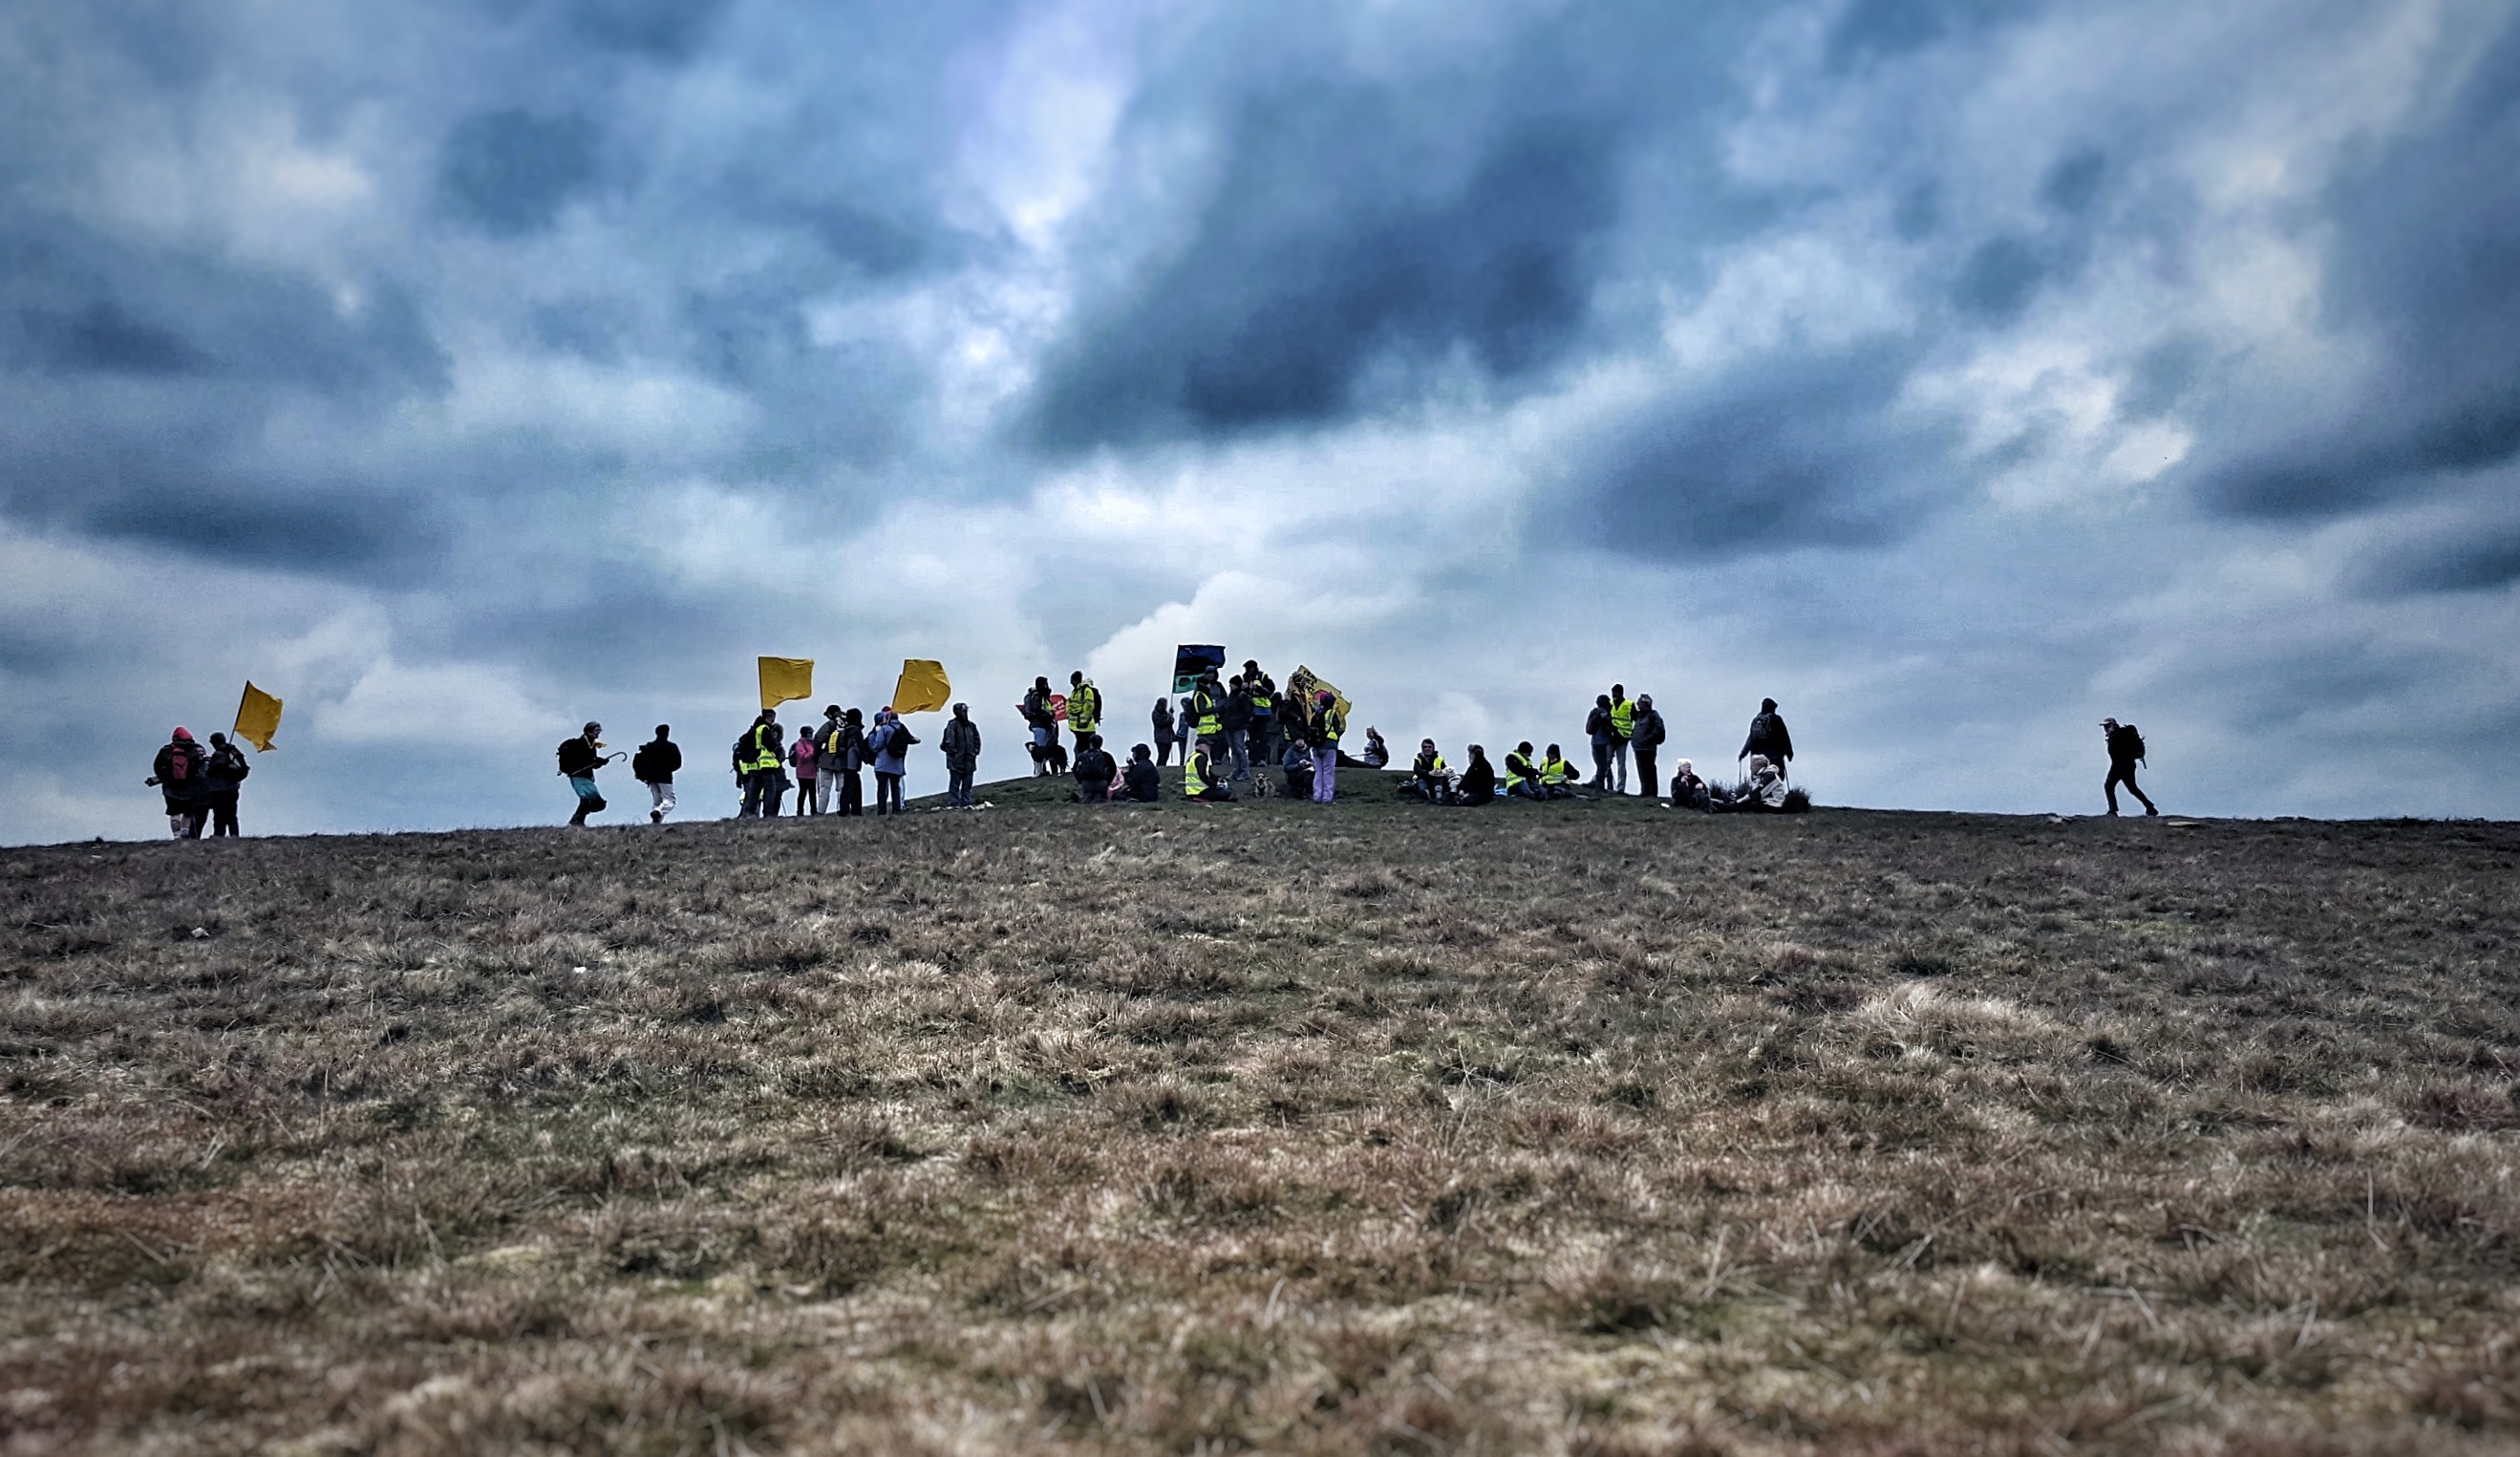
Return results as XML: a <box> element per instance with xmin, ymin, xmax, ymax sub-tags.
<box><xmin>790</xmin><ymin>739</ymin><xmax>818</xmax><ymax>776</ymax></box>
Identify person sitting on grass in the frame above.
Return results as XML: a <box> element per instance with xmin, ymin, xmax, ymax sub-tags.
<box><xmin>1710</xmin><ymin>754</ymin><xmax>1788</xmax><ymax>813</ymax></box>
<box><xmin>1357</xmin><ymin>726</ymin><xmax>1391</xmax><ymax>769</ymax></box>
<box><xmin>1072</xmin><ymin>732</ymin><xmax>1119</xmax><ymax>803</ymax></box>
<box><xmin>1406</xmin><ymin>739</ymin><xmax>1452</xmax><ymax>803</ymax></box>
<box><xmin>1123</xmin><ymin>743</ymin><xmax>1161</xmax><ymax>802</ymax></box>
<box><xmin>1455</xmin><ymin>745</ymin><xmax>1497</xmax><ymax>805</ymax></box>
<box><xmin>1505</xmin><ymin>741</ymin><xmax>1543</xmax><ymax>799</ymax></box>
<box><xmin>1185</xmin><ymin>740</ymin><xmax>1235</xmax><ymax>802</ymax></box>
<box><xmin>1538</xmin><ymin>743</ymin><xmax>1582</xmax><ymax>799</ymax></box>
<box><xmin>1668</xmin><ymin>758</ymin><xmax>1711</xmax><ymax>811</ymax></box>
<box><xmin>1281</xmin><ymin>733</ymin><xmax>1314</xmax><ymax>800</ymax></box>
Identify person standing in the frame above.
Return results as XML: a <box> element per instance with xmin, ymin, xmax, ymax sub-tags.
<box><xmin>1223</xmin><ymin>675</ymin><xmax>1253</xmax><ymax>781</ymax></box>
<box><xmin>789</xmin><ymin>725</ymin><xmax>821</xmax><ymax>816</ymax></box>
<box><xmin>2102</xmin><ymin>718</ymin><xmax>2158</xmax><ymax>816</ymax></box>
<box><xmin>869</xmin><ymin>708</ymin><xmax>913</xmax><ymax>815</ymax></box>
<box><xmin>558</xmin><ymin>721</ymin><xmax>608</xmax><ymax>827</ymax></box>
<box><xmin>1242</xmin><ymin>660</ymin><xmax>1278</xmax><ymax>778</ymax></box>
<box><xmin>1190</xmin><ymin>671</ymin><xmax>1226</xmax><ymax>756</ymax></box>
<box><xmin>1740</xmin><ymin>698</ymin><xmax>1794</xmax><ymax>780</ymax></box>
<box><xmin>835</xmin><ymin>709</ymin><xmax>867</xmax><ymax>817</ymax></box>
<box><xmin>812</xmin><ymin>706</ymin><xmax>846</xmax><ymax>813</ymax></box>
<box><xmin>147</xmin><ymin>727</ymin><xmax>210</xmax><ymax>838</ymax></box>
<box><xmin>942</xmin><ymin>702</ymin><xmax>982</xmax><ymax>808</ymax></box>
<box><xmin>1630</xmin><ymin>694</ymin><xmax>1666</xmax><ymax>800</ymax></box>
<box><xmin>1021</xmin><ymin>677</ymin><xmax>1057</xmax><ymax>775</ymax></box>
<box><xmin>1309</xmin><ymin>690</ymin><xmax>1344</xmax><ymax>803</ymax></box>
<box><xmin>1608</xmin><ymin>684</ymin><xmax>1635</xmax><ymax>794</ymax></box>
<box><xmin>1586</xmin><ymin>695</ymin><xmax>1616</xmax><ymax>792</ymax></box>
<box><xmin>1151</xmin><ymin>697</ymin><xmax>1179</xmax><ymax>766</ymax></box>
<box><xmin>737</xmin><ymin>711</ymin><xmax>783</xmax><ymax>819</ymax></box>
<box><xmin>1066</xmin><ymin>672</ymin><xmax>1101</xmax><ymax>759</ymax></box>
<box><xmin>202</xmin><ymin>732</ymin><xmax>249</xmax><ymax>837</ymax></box>
<box><xmin>633</xmin><ymin>725</ymin><xmax>681</xmax><ymax>824</ymax></box>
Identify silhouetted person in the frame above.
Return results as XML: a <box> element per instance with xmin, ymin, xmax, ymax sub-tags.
<box><xmin>559</xmin><ymin>721</ymin><xmax>608</xmax><ymax>826</ymax></box>
<box><xmin>1124</xmin><ymin>743</ymin><xmax>1161</xmax><ymax>801</ymax></box>
<box><xmin>148</xmin><ymin>727</ymin><xmax>210</xmax><ymax>838</ymax></box>
<box><xmin>1740</xmin><ymin>698</ymin><xmax>1793</xmax><ymax>778</ymax></box>
<box><xmin>203</xmin><ymin>732</ymin><xmax>248</xmax><ymax>837</ymax></box>
<box><xmin>943</xmin><ymin>702</ymin><xmax>982</xmax><ymax>808</ymax></box>
<box><xmin>1073</xmin><ymin>732</ymin><xmax>1118</xmax><ymax>802</ymax></box>
<box><xmin>1456</xmin><ymin>745</ymin><xmax>1496</xmax><ymax>805</ymax></box>
<box><xmin>633</xmin><ymin>725</ymin><xmax>681</xmax><ymax>823</ymax></box>
<box><xmin>2102</xmin><ymin>718</ymin><xmax>2157</xmax><ymax>816</ymax></box>
<box><xmin>1152</xmin><ymin>697</ymin><xmax>1179</xmax><ymax>766</ymax></box>
<box><xmin>1630</xmin><ymin>694</ymin><xmax>1666</xmax><ymax>798</ymax></box>
<box><xmin>1587</xmin><ymin>695</ymin><xmax>1615</xmax><ymax>791</ymax></box>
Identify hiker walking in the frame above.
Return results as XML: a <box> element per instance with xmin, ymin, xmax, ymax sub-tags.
<box><xmin>2102</xmin><ymin>718</ymin><xmax>2158</xmax><ymax>816</ymax></box>
<box><xmin>1739</xmin><ymin>698</ymin><xmax>1794</xmax><ymax>779</ymax></box>
<box><xmin>202</xmin><ymin>732</ymin><xmax>249</xmax><ymax>837</ymax></box>
<box><xmin>633</xmin><ymin>725</ymin><xmax>681</xmax><ymax>823</ymax></box>
<box><xmin>146</xmin><ymin>727</ymin><xmax>210</xmax><ymax>838</ymax></box>
<box><xmin>557</xmin><ymin>721</ymin><xmax>611</xmax><ymax>827</ymax></box>
<box><xmin>942</xmin><ymin>702</ymin><xmax>982</xmax><ymax>808</ymax></box>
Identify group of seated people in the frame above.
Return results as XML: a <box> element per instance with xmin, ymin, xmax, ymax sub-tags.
<box><xmin>1067</xmin><ymin>733</ymin><xmax>1164</xmax><ymax>803</ymax></box>
<box><xmin>1399</xmin><ymin>744</ymin><xmax>1792</xmax><ymax>811</ymax></box>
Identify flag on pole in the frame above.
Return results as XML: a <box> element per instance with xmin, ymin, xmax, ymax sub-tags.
<box><xmin>892</xmin><ymin>658</ymin><xmax>951</xmax><ymax>714</ymax></box>
<box><xmin>1287</xmin><ymin>665</ymin><xmax>1351</xmax><ymax>723</ymax></box>
<box><xmin>1171</xmin><ymin>644</ymin><xmax>1227</xmax><ymax>694</ymax></box>
<box><xmin>758</xmin><ymin>656</ymin><xmax>815</xmax><ymax>711</ymax></box>
<box><xmin>233</xmin><ymin>681</ymin><xmax>284</xmax><ymax>752</ymax></box>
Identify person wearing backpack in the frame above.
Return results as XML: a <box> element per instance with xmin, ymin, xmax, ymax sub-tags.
<box><xmin>2101</xmin><ymin>718</ymin><xmax>2158</xmax><ymax>817</ymax></box>
<box><xmin>1629</xmin><ymin>694</ymin><xmax>1667</xmax><ymax>799</ymax></box>
<box><xmin>147</xmin><ymin>726</ymin><xmax>210</xmax><ymax>838</ymax></box>
<box><xmin>1739</xmin><ymin>698</ymin><xmax>1794</xmax><ymax>780</ymax></box>
<box><xmin>202</xmin><ymin>732</ymin><xmax>250</xmax><ymax>837</ymax></box>
<box><xmin>736</xmin><ymin>711</ymin><xmax>783</xmax><ymax>819</ymax></box>
<box><xmin>942</xmin><ymin>702</ymin><xmax>982</xmax><ymax>807</ymax></box>
<box><xmin>869</xmin><ymin>708</ymin><xmax>914</xmax><ymax>815</ymax></box>
<box><xmin>557</xmin><ymin>721</ymin><xmax>608</xmax><ymax>826</ymax></box>
<box><xmin>632</xmin><ymin>725</ymin><xmax>681</xmax><ymax>824</ymax></box>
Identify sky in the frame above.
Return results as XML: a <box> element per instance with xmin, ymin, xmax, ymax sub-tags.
<box><xmin>4</xmin><ymin>0</ymin><xmax>2517</xmax><ymax>842</ymax></box>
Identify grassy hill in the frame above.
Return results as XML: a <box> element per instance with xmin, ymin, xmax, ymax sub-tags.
<box><xmin>4</xmin><ymin>792</ymin><xmax>2517</xmax><ymax>1454</ymax></box>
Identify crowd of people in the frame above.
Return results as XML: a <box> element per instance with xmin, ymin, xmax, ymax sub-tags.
<box><xmin>142</xmin><ymin>668</ymin><xmax>2162</xmax><ymax>834</ymax></box>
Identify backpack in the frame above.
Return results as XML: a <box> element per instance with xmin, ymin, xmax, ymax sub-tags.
<box><xmin>2110</xmin><ymin>723</ymin><xmax>2146</xmax><ymax>762</ymax></box>
<box><xmin>217</xmin><ymin>747</ymin><xmax>249</xmax><ymax>782</ymax></box>
<box><xmin>164</xmin><ymin>743</ymin><xmax>194</xmax><ymax>782</ymax></box>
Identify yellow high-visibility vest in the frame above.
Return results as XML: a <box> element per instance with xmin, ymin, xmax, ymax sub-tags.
<box><xmin>1184</xmin><ymin>751</ymin><xmax>1209</xmax><ymax>797</ymax></box>
<box><xmin>1611</xmin><ymin>699</ymin><xmax>1634</xmax><ymax>739</ymax></box>
<box><xmin>747</xmin><ymin>723</ymin><xmax>782</xmax><ymax>773</ymax></box>
<box><xmin>1541</xmin><ymin>755</ymin><xmax>1576</xmax><ymax>786</ymax></box>
<box><xmin>1068</xmin><ymin>680</ymin><xmax>1101</xmax><ymax>733</ymax></box>
<box><xmin>1505</xmin><ymin>754</ymin><xmax>1534</xmax><ymax>790</ymax></box>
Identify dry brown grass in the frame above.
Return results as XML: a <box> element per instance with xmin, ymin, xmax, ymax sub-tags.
<box><xmin>3</xmin><ymin>784</ymin><xmax>2517</xmax><ymax>1454</ymax></box>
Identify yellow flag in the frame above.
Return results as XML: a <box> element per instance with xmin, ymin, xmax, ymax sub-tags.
<box><xmin>891</xmin><ymin>658</ymin><xmax>951</xmax><ymax>715</ymax></box>
<box><xmin>1288</xmin><ymin>665</ymin><xmax>1351</xmax><ymax>723</ymax></box>
<box><xmin>233</xmin><ymin>681</ymin><xmax>284</xmax><ymax>752</ymax></box>
<box><xmin>758</xmin><ymin>656</ymin><xmax>815</xmax><ymax>711</ymax></box>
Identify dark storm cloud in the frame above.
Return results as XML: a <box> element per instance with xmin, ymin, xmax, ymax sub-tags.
<box><xmin>1029</xmin><ymin>96</ymin><xmax>1627</xmax><ymax>449</ymax></box>
<box><xmin>2353</xmin><ymin>516</ymin><xmax>2520</xmax><ymax>598</ymax></box>
<box><xmin>565</xmin><ymin>0</ymin><xmax>737</xmax><ymax>59</ymax></box>
<box><xmin>2201</xmin><ymin>16</ymin><xmax>2520</xmax><ymax>517</ymax></box>
<box><xmin>1576</xmin><ymin>348</ymin><xmax>1959</xmax><ymax>559</ymax></box>
<box><xmin>0</xmin><ymin>220</ymin><xmax>450</xmax><ymax>396</ymax></box>
<box><xmin>440</xmin><ymin>109</ymin><xmax>605</xmax><ymax>235</ymax></box>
